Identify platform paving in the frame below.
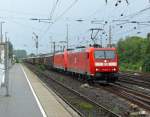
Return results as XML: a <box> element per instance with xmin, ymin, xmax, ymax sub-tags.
<box><xmin>0</xmin><ymin>64</ymin><xmax>79</xmax><ymax>117</ymax></box>
<box><xmin>0</xmin><ymin>64</ymin><xmax>43</xmax><ymax>117</ymax></box>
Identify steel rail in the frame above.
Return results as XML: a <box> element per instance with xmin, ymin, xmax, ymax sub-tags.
<box><xmin>105</xmin><ymin>84</ymin><xmax>150</xmax><ymax>111</ymax></box>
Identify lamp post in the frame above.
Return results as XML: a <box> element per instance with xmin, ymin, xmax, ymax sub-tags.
<box><xmin>0</xmin><ymin>21</ymin><xmax>5</xmax><ymax>43</ymax></box>
<box><xmin>66</xmin><ymin>24</ymin><xmax>69</xmax><ymax>49</ymax></box>
<box><xmin>5</xmin><ymin>32</ymin><xmax>8</xmax><ymax>42</ymax></box>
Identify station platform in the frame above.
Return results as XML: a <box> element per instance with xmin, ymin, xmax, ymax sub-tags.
<box><xmin>0</xmin><ymin>64</ymin><xmax>79</xmax><ymax>117</ymax></box>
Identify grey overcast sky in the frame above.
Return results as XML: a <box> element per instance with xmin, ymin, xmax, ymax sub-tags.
<box><xmin>0</xmin><ymin>0</ymin><xmax>150</xmax><ymax>54</ymax></box>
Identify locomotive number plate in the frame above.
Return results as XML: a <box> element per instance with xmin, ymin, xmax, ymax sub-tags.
<box><xmin>104</xmin><ymin>63</ymin><xmax>108</xmax><ymax>66</ymax></box>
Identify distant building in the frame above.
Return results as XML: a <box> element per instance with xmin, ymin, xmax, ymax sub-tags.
<box><xmin>13</xmin><ymin>50</ymin><xmax>27</xmax><ymax>59</ymax></box>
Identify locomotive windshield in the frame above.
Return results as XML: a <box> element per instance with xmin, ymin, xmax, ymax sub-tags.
<box><xmin>94</xmin><ymin>50</ymin><xmax>115</xmax><ymax>59</ymax></box>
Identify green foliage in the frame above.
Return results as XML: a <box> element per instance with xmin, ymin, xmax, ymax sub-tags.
<box><xmin>78</xmin><ymin>102</ymin><xmax>94</xmax><ymax>110</ymax></box>
<box><xmin>58</xmin><ymin>77</ymin><xmax>64</xmax><ymax>82</ymax></box>
<box><xmin>142</xmin><ymin>54</ymin><xmax>150</xmax><ymax>72</ymax></box>
<box><xmin>111</xmin><ymin>106</ymin><xmax>120</xmax><ymax>114</ymax></box>
<box><xmin>37</xmin><ymin>64</ymin><xmax>46</xmax><ymax>71</ymax></box>
<box><xmin>117</xmin><ymin>36</ymin><xmax>148</xmax><ymax>71</ymax></box>
<box><xmin>15</xmin><ymin>58</ymin><xmax>19</xmax><ymax>63</ymax></box>
<box><xmin>8</xmin><ymin>41</ymin><xmax>13</xmax><ymax>58</ymax></box>
<box><xmin>142</xmin><ymin>35</ymin><xmax>150</xmax><ymax>72</ymax></box>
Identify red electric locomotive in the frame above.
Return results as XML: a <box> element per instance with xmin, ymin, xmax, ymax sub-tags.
<box><xmin>53</xmin><ymin>46</ymin><xmax>119</xmax><ymax>83</ymax></box>
<box><xmin>90</xmin><ymin>47</ymin><xmax>119</xmax><ymax>82</ymax></box>
<box><xmin>66</xmin><ymin>47</ymin><xmax>119</xmax><ymax>82</ymax></box>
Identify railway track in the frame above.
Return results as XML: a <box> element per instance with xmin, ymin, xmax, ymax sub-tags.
<box><xmin>119</xmin><ymin>73</ymin><xmax>150</xmax><ymax>89</ymax></box>
<box><xmin>102</xmin><ymin>83</ymin><xmax>150</xmax><ymax>112</ymax></box>
<box><xmin>120</xmin><ymin>72</ymin><xmax>150</xmax><ymax>82</ymax></box>
<box><xmin>26</xmin><ymin>64</ymin><xmax>121</xmax><ymax>117</ymax></box>
<box><xmin>114</xmin><ymin>83</ymin><xmax>150</xmax><ymax>103</ymax></box>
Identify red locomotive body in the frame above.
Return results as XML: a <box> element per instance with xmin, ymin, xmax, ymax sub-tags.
<box><xmin>54</xmin><ymin>52</ymin><xmax>66</xmax><ymax>70</ymax></box>
<box><xmin>66</xmin><ymin>49</ymin><xmax>88</xmax><ymax>74</ymax></box>
<box><xmin>91</xmin><ymin>47</ymin><xmax>119</xmax><ymax>82</ymax></box>
<box><xmin>66</xmin><ymin>47</ymin><xmax>119</xmax><ymax>82</ymax></box>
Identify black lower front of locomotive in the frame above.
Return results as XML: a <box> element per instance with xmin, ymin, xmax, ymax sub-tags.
<box><xmin>93</xmin><ymin>72</ymin><xmax>119</xmax><ymax>83</ymax></box>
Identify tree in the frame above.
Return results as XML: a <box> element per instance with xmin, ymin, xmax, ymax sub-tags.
<box><xmin>142</xmin><ymin>33</ymin><xmax>150</xmax><ymax>72</ymax></box>
<box><xmin>142</xmin><ymin>54</ymin><xmax>150</xmax><ymax>72</ymax></box>
<box><xmin>117</xmin><ymin>36</ymin><xmax>148</xmax><ymax>71</ymax></box>
<box><xmin>8</xmin><ymin>41</ymin><xmax>13</xmax><ymax>58</ymax></box>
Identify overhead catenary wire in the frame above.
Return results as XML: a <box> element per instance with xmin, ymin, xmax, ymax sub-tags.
<box><xmin>37</xmin><ymin>0</ymin><xmax>125</xmax><ymax>48</ymax></box>
<box><xmin>88</xmin><ymin>1</ymin><xmax>150</xmax><ymax>47</ymax></box>
<box><xmin>115</xmin><ymin>24</ymin><xmax>150</xmax><ymax>36</ymax></box>
<box><xmin>103</xmin><ymin>4</ymin><xmax>150</xmax><ymax>42</ymax></box>
<box><xmin>128</xmin><ymin>6</ymin><xmax>150</xmax><ymax>19</ymax></box>
<box><xmin>49</xmin><ymin>0</ymin><xmax>60</xmax><ymax>20</ymax></box>
<box><xmin>9</xmin><ymin>19</ymin><xmax>42</xmax><ymax>31</ymax></box>
<box><xmin>112</xmin><ymin>17</ymin><xmax>150</xmax><ymax>34</ymax></box>
<box><xmin>0</xmin><ymin>9</ymin><xmax>48</xmax><ymax>17</ymax></box>
<box><xmin>46</xmin><ymin>0</ymin><xmax>147</xmax><ymax>49</ymax></box>
<box><xmin>75</xmin><ymin>0</ymin><xmax>112</xmax><ymax>46</ymax></box>
<box><xmin>39</xmin><ymin>0</ymin><xmax>79</xmax><ymax>39</ymax></box>
<box><xmin>116</xmin><ymin>5</ymin><xmax>150</xmax><ymax>21</ymax></box>
<box><xmin>7</xmin><ymin>1</ymin><xmax>150</xmax><ymax>52</ymax></box>
<box><xmin>0</xmin><ymin>16</ymin><xmax>34</xmax><ymax>21</ymax></box>
<box><xmin>83</xmin><ymin>0</ymin><xmax>130</xmax><ymax>46</ymax></box>
<box><xmin>54</xmin><ymin>0</ymin><xmax>78</xmax><ymax>22</ymax></box>
<box><xmin>111</xmin><ymin>22</ymin><xmax>148</xmax><ymax>37</ymax></box>
<box><xmin>83</xmin><ymin>0</ymin><xmax>109</xmax><ymax>21</ymax></box>
<box><xmin>4</xmin><ymin>19</ymin><xmax>44</xmax><ymax>48</ymax></box>
<box><xmin>105</xmin><ymin>0</ymin><xmax>129</xmax><ymax>5</ymax></box>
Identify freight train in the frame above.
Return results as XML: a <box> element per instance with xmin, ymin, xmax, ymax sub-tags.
<box><xmin>24</xmin><ymin>47</ymin><xmax>119</xmax><ymax>83</ymax></box>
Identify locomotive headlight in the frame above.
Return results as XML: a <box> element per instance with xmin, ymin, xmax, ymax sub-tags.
<box><xmin>113</xmin><ymin>68</ymin><xmax>116</xmax><ymax>71</ymax></box>
<box><xmin>109</xmin><ymin>62</ymin><xmax>117</xmax><ymax>66</ymax></box>
<box><xmin>95</xmin><ymin>62</ymin><xmax>103</xmax><ymax>66</ymax></box>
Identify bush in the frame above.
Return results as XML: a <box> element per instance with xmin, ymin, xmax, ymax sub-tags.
<box><xmin>120</xmin><ymin>63</ymin><xmax>142</xmax><ymax>72</ymax></box>
<box><xmin>15</xmin><ymin>58</ymin><xmax>19</xmax><ymax>63</ymax></box>
<box><xmin>36</xmin><ymin>64</ymin><xmax>46</xmax><ymax>71</ymax></box>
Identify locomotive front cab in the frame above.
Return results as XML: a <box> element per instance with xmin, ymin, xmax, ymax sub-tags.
<box><xmin>93</xmin><ymin>48</ymin><xmax>119</xmax><ymax>82</ymax></box>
